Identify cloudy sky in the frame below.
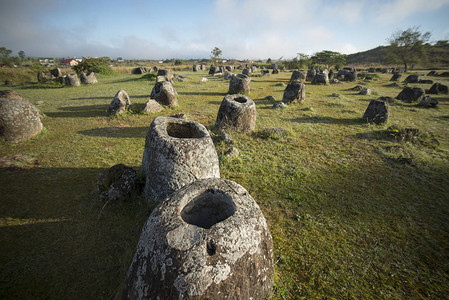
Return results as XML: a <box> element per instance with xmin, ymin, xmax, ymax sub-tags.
<box><xmin>1</xmin><ymin>0</ymin><xmax>449</xmax><ymax>60</ymax></box>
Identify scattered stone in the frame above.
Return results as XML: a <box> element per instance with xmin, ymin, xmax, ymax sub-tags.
<box><xmin>216</xmin><ymin>94</ymin><xmax>256</xmax><ymax>132</ymax></box>
<box><xmin>0</xmin><ymin>98</ymin><xmax>43</xmax><ymax>143</ymax></box>
<box><xmin>427</xmin><ymin>71</ymin><xmax>436</xmax><ymax>76</ymax></box>
<box><xmin>142</xmin><ymin>99</ymin><xmax>163</xmax><ymax>114</ymax></box>
<box><xmin>351</xmin><ymin>85</ymin><xmax>364</xmax><ymax>91</ymax></box>
<box><xmin>418</xmin><ymin>79</ymin><xmax>433</xmax><ymax>84</ymax></box>
<box><xmin>418</xmin><ymin>96</ymin><xmax>438</xmax><ymax>108</ymax></box>
<box><xmin>275</xmin><ymin>82</ymin><xmax>286</xmax><ymax>87</ymax></box>
<box><xmin>157</xmin><ymin>69</ymin><xmax>174</xmax><ymax>81</ymax></box>
<box><xmin>150</xmin><ymin>81</ymin><xmax>178</xmax><ymax>107</ymax></box>
<box><xmin>272</xmin><ymin>102</ymin><xmax>286</xmax><ymax>109</ymax></box>
<box><xmin>49</xmin><ymin>68</ymin><xmax>62</xmax><ymax>78</ymax></box>
<box><xmin>108</xmin><ymin>90</ymin><xmax>131</xmax><ymax>115</ymax></box>
<box><xmin>396</xmin><ymin>87</ymin><xmax>425</xmax><ymax>103</ymax></box>
<box><xmin>170</xmin><ymin>113</ymin><xmax>187</xmax><ymax>119</ymax></box>
<box><xmin>122</xmin><ymin>178</ymin><xmax>274</xmax><ymax>300</ymax></box>
<box><xmin>175</xmin><ymin>75</ymin><xmax>188</xmax><ymax>82</ymax></box>
<box><xmin>64</xmin><ymin>74</ymin><xmax>80</xmax><ymax>87</ymax></box>
<box><xmin>35</xmin><ymin>100</ymin><xmax>45</xmax><ymax>106</ymax></box>
<box><xmin>312</xmin><ymin>72</ymin><xmax>329</xmax><ymax>85</ymax></box>
<box><xmin>132</xmin><ymin>67</ymin><xmax>147</xmax><ymax>74</ymax></box>
<box><xmin>377</xmin><ymin>96</ymin><xmax>396</xmax><ymax>103</ymax></box>
<box><xmin>0</xmin><ymin>90</ymin><xmax>25</xmax><ymax>101</ymax></box>
<box><xmin>80</xmin><ymin>72</ymin><xmax>97</xmax><ymax>84</ymax></box>
<box><xmin>330</xmin><ymin>78</ymin><xmax>340</xmax><ymax>84</ymax></box>
<box><xmin>97</xmin><ymin>164</ymin><xmax>137</xmax><ymax>202</ymax></box>
<box><xmin>404</xmin><ymin>74</ymin><xmax>419</xmax><ymax>83</ymax></box>
<box><xmin>229</xmin><ymin>74</ymin><xmax>251</xmax><ymax>94</ymax></box>
<box><xmin>221</xmin><ymin>132</ymin><xmax>233</xmax><ymax>144</ymax></box>
<box><xmin>199</xmin><ymin>77</ymin><xmax>208</xmax><ymax>83</ymax></box>
<box><xmin>359</xmin><ymin>88</ymin><xmax>371</xmax><ymax>95</ymax></box>
<box><xmin>290</xmin><ymin>70</ymin><xmax>307</xmax><ymax>81</ymax></box>
<box><xmin>264</xmin><ymin>95</ymin><xmax>276</xmax><ymax>102</ymax></box>
<box><xmin>261</xmin><ymin>70</ymin><xmax>271</xmax><ymax>76</ymax></box>
<box><xmin>427</xmin><ymin>82</ymin><xmax>448</xmax><ymax>94</ymax></box>
<box><xmin>306</xmin><ymin>69</ymin><xmax>316</xmax><ymax>81</ymax></box>
<box><xmin>390</xmin><ymin>73</ymin><xmax>402</xmax><ymax>81</ymax></box>
<box><xmin>362</xmin><ymin>99</ymin><xmax>389</xmax><ymax>124</ymax></box>
<box><xmin>331</xmin><ymin>93</ymin><xmax>340</xmax><ymax>97</ymax></box>
<box><xmin>282</xmin><ymin>80</ymin><xmax>306</xmax><ymax>104</ymax></box>
<box><xmin>141</xmin><ymin>117</ymin><xmax>220</xmax><ymax>202</ymax></box>
<box><xmin>224</xmin><ymin>147</ymin><xmax>239</xmax><ymax>158</ymax></box>
<box><xmin>258</xmin><ymin>127</ymin><xmax>289</xmax><ymax>139</ymax></box>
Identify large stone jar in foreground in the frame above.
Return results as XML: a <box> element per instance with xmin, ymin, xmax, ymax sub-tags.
<box><xmin>142</xmin><ymin>117</ymin><xmax>219</xmax><ymax>203</ymax></box>
<box><xmin>122</xmin><ymin>178</ymin><xmax>274</xmax><ymax>300</ymax></box>
<box><xmin>215</xmin><ymin>94</ymin><xmax>256</xmax><ymax>132</ymax></box>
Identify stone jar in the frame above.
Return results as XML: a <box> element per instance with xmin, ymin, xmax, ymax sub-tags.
<box><xmin>282</xmin><ymin>80</ymin><xmax>306</xmax><ymax>103</ymax></box>
<box><xmin>228</xmin><ymin>74</ymin><xmax>251</xmax><ymax>94</ymax></box>
<box><xmin>215</xmin><ymin>94</ymin><xmax>256</xmax><ymax>132</ymax></box>
<box><xmin>150</xmin><ymin>81</ymin><xmax>178</xmax><ymax>107</ymax></box>
<box><xmin>290</xmin><ymin>70</ymin><xmax>306</xmax><ymax>81</ymax></box>
<box><xmin>362</xmin><ymin>99</ymin><xmax>389</xmax><ymax>124</ymax></box>
<box><xmin>141</xmin><ymin>117</ymin><xmax>219</xmax><ymax>203</ymax></box>
<box><xmin>122</xmin><ymin>178</ymin><xmax>274</xmax><ymax>300</ymax></box>
<box><xmin>64</xmin><ymin>74</ymin><xmax>80</xmax><ymax>86</ymax></box>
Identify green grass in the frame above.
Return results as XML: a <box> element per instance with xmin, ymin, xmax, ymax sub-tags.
<box><xmin>1</xmin><ymin>69</ymin><xmax>449</xmax><ymax>299</ymax></box>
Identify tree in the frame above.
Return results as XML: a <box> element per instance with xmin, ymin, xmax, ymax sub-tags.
<box><xmin>211</xmin><ymin>47</ymin><xmax>222</xmax><ymax>61</ymax></box>
<box><xmin>310</xmin><ymin>50</ymin><xmax>346</xmax><ymax>69</ymax></box>
<box><xmin>266</xmin><ymin>58</ymin><xmax>272</xmax><ymax>63</ymax></box>
<box><xmin>72</xmin><ymin>57</ymin><xmax>114</xmax><ymax>75</ymax></box>
<box><xmin>18</xmin><ymin>50</ymin><xmax>25</xmax><ymax>59</ymax></box>
<box><xmin>385</xmin><ymin>27</ymin><xmax>431</xmax><ymax>72</ymax></box>
<box><xmin>0</xmin><ymin>47</ymin><xmax>13</xmax><ymax>58</ymax></box>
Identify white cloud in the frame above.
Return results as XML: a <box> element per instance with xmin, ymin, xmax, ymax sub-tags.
<box><xmin>375</xmin><ymin>0</ymin><xmax>449</xmax><ymax>23</ymax></box>
<box><xmin>335</xmin><ymin>43</ymin><xmax>359</xmax><ymax>54</ymax></box>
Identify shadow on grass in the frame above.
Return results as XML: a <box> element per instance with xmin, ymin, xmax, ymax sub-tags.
<box><xmin>45</xmin><ymin>105</ymin><xmax>107</xmax><ymax>118</ymax></box>
<box><xmin>208</xmin><ymin>100</ymin><xmax>222</xmax><ymax>105</ymax></box>
<box><xmin>178</xmin><ymin>91</ymin><xmax>227</xmax><ymax>96</ymax></box>
<box><xmin>79</xmin><ymin>126</ymin><xmax>148</xmax><ymax>138</ymax></box>
<box><xmin>287</xmin><ymin>115</ymin><xmax>363</xmax><ymax>125</ymax></box>
<box><xmin>18</xmin><ymin>82</ymin><xmax>64</xmax><ymax>90</ymax></box>
<box><xmin>69</xmin><ymin>94</ymin><xmax>148</xmax><ymax>101</ymax></box>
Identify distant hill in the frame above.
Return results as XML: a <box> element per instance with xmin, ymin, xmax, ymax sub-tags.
<box><xmin>346</xmin><ymin>44</ymin><xmax>449</xmax><ymax>68</ymax></box>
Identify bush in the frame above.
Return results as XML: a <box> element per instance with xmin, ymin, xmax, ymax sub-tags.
<box><xmin>72</xmin><ymin>57</ymin><xmax>115</xmax><ymax>75</ymax></box>
<box><xmin>174</xmin><ymin>59</ymin><xmax>184</xmax><ymax>65</ymax></box>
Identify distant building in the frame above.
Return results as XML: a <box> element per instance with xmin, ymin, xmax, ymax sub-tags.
<box><xmin>60</xmin><ymin>59</ymin><xmax>79</xmax><ymax>66</ymax></box>
<box><xmin>39</xmin><ymin>58</ymin><xmax>55</xmax><ymax>66</ymax></box>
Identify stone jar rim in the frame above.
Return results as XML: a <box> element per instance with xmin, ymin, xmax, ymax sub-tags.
<box><xmin>153</xmin><ymin>116</ymin><xmax>209</xmax><ymax>140</ymax></box>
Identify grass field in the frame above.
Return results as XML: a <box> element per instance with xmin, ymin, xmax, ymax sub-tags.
<box><xmin>1</xmin><ymin>68</ymin><xmax>449</xmax><ymax>299</ymax></box>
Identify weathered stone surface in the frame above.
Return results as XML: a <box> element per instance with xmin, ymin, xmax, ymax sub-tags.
<box><xmin>0</xmin><ymin>98</ymin><xmax>43</xmax><ymax>143</ymax></box>
<box><xmin>221</xmin><ymin>132</ymin><xmax>233</xmax><ymax>144</ymax></box>
<box><xmin>418</xmin><ymin>96</ymin><xmax>438</xmax><ymax>108</ymax></box>
<box><xmin>261</xmin><ymin>70</ymin><xmax>270</xmax><ymax>76</ymax></box>
<box><xmin>193</xmin><ymin>64</ymin><xmax>200</xmax><ymax>72</ymax></box>
<box><xmin>141</xmin><ymin>117</ymin><xmax>220</xmax><ymax>203</ymax></box>
<box><xmin>152</xmin><ymin>66</ymin><xmax>159</xmax><ymax>72</ymax></box>
<box><xmin>170</xmin><ymin>113</ymin><xmax>187</xmax><ymax>119</ymax></box>
<box><xmin>132</xmin><ymin>67</ymin><xmax>147</xmax><ymax>74</ymax></box>
<box><xmin>229</xmin><ymin>74</ymin><xmax>251</xmax><ymax>94</ymax></box>
<box><xmin>242</xmin><ymin>68</ymin><xmax>251</xmax><ymax>76</ymax></box>
<box><xmin>122</xmin><ymin>178</ymin><xmax>274</xmax><ymax>300</ymax></box>
<box><xmin>157</xmin><ymin>69</ymin><xmax>174</xmax><ymax>81</ymax></box>
<box><xmin>50</xmin><ymin>68</ymin><xmax>62</xmax><ymax>78</ymax></box>
<box><xmin>201</xmin><ymin>64</ymin><xmax>206</xmax><ymax>71</ymax></box>
<box><xmin>312</xmin><ymin>72</ymin><xmax>329</xmax><ymax>85</ymax></box>
<box><xmin>37</xmin><ymin>71</ymin><xmax>54</xmax><ymax>82</ymax></box>
<box><xmin>404</xmin><ymin>74</ymin><xmax>419</xmax><ymax>83</ymax></box>
<box><xmin>282</xmin><ymin>80</ymin><xmax>305</xmax><ymax>104</ymax></box>
<box><xmin>418</xmin><ymin>79</ymin><xmax>433</xmax><ymax>84</ymax></box>
<box><xmin>108</xmin><ymin>90</ymin><xmax>130</xmax><ymax>115</ymax></box>
<box><xmin>396</xmin><ymin>87</ymin><xmax>425</xmax><ymax>103</ymax></box>
<box><xmin>175</xmin><ymin>75</ymin><xmax>188</xmax><ymax>82</ymax></box>
<box><xmin>377</xmin><ymin>96</ymin><xmax>396</xmax><ymax>103</ymax></box>
<box><xmin>80</xmin><ymin>72</ymin><xmax>97</xmax><ymax>84</ymax></box>
<box><xmin>64</xmin><ymin>74</ymin><xmax>80</xmax><ymax>86</ymax></box>
<box><xmin>0</xmin><ymin>90</ymin><xmax>25</xmax><ymax>101</ymax></box>
<box><xmin>427</xmin><ymin>82</ymin><xmax>448</xmax><ymax>94</ymax></box>
<box><xmin>390</xmin><ymin>73</ymin><xmax>402</xmax><ymax>81</ymax></box>
<box><xmin>150</xmin><ymin>81</ymin><xmax>178</xmax><ymax>107</ymax></box>
<box><xmin>427</xmin><ymin>71</ymin><xmax>436</xmax><ymax>76</ymax></box>
<box><xmin>362</xmin><ymin>99</ymin><xmax>389</xmax><ymax>124</ymax></box>
<box><xmin>290</xmin><ymin>70</ymin><xmax>306</xmax><ymax>81</ymax></box>
<box><xmin>330</xmin><ymin>78</ymin><xmax>340</xmax><ymax>84</ymax></box>
<box><xmin>142</xmin><ymin>99</ymin><xmax>163</xmax><ymax>114</ymax></box>
<box><xmin>272</xmin><ymin>102</ymin><xmax>286</xmax><ymax>109</ymax></box>
<box><xmin>359</xmin><ymin>88</ymin><xmax>371</xmax><ymax>95</ymax></box>
<box><xmin>306</xmin><ymin>69</ymin><xmax>316</xmax><ymax>81</ymax></box>
<box><xmin>223</xmin><ymin>70</ymin><xmax>233</xmax><ymax>80</ymax></box>
<box><xmin>328</xmin><ymin>69</ymin><xmax>335</xmax><ymax>81</ymax></box>
<box><xmin>97</xmin><ymin>164</ymin><xmax>137</xmax><ymax>202</ymax></box>
<box><xmin>224</xmin><ymin>147</ymin><xmax>239</xmax><ymax>158</ymax></box>
<box><xmin>215</xmin><ymin>94</ymin><xmax>256</xmax><ymax>132</ymax></box>
<box><xmin>271</xmin><ymin>69</ymin><xmax>279</xmax><ymax>74</ymax></box>
<box><xmin>209</xmin><ymin>65</ymin><xmax>217</xmax><ymax>75</ymax></box>
<box><xmin>264</xmin><ymin>95</ymin><xmax>275</xmax><ymax>102</ymax></box>
<box><xmin>337</xmin><ymin>67</ymin><xmax>357</xmax><ymax>81</ymax></box>
<box><xmin>250</xmin><ymin>66</ymin><xmax>258</xmax><ymax>73</ymax></box>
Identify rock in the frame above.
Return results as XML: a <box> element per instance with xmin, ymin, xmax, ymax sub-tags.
<box><xmin>225</xmin><ymin>66</ymin><xmax>233</xmax><ymax>71</ymax></box>
<box><xmin>261</xmin><ymin>70</ymin><xmax>270</xmax><ymax>76</ymax></box>
<box><xmin>264</xmin><ymin>95</ymin><xmax>275</xmax><ymax>102</ymax></box>
<box><xmin>49</xmin><ymin>68</ymin><xmax>62</xmax><ymax>77</ymax></box>
<box><xmin>152</xmin><ymin>66</ymin><xmax>159</xmax><ymax>72</ymax></box>
<box><xmin>157</xmin><ymin>69</ymin><xmax>174</xmax><ymax>81</ymax></box>
<box><xmin>80</xmin><ymin>72</ymin><xmax>97</xmax><ymax>84</ymax></box>
<box><xmin>272</xmin><ymin>102</ymin><xmax>286</xmax><ymax>109</ymax></box>
<box><xmin>427</xmin><ymin>71</ymin><xmax>436</xmax><ymax>76</ymax></box>
<box><xmin>199</xmin><ymin>77</ymin><xmax>208</xmax><ymax>83</ymax></box>
<box><xmin>377</xmin><ymin>96</ymin><xmax>396</xmax><ymax>103</ymax></box>
<box><xmin>142</xmin><ymin>99</ymin><xmax>163</xmax><ymax>114</ymax></box>
<box><xmin>275</xmin><ymin>82</ymin><xmax>286</xmax><ymax>87</ymax></box>
<box><xmin>396</xmin><ymin>87</ymin><xmax>425</xmax><ymax>103</ymax></box>
<box><xmin>35</xmin><ymin>100</ymin><xmax>45</xmax><ymax>106</ymax></box>
<box><xmin>216</xmin><ymin>94</ymin><xmax>256</xmax><ymax>132</ymax></box>
<box><xmin>201</xmin><ymin>64</ymin><xmax>206</xmax><ymax>70</ymax></box>
<box><xmin>122</xmin><ymin>178</ymin><xmax>274</xmax><ymax>300</ymax></box>
<box><xmin>260</xmin><ymin>127</ymin><xmax>289</xmax><ymax>138</ymax></box>
<box><xmin>242</xmin><ymin>68</ymin><xmax>251</xmax><ymax>76</ymax></box>
<box><xmin>0</xmin><ymin>90</ymin><xmax>25</xmax><ymax>101</ymax></box>
<box><xmin>330</xmin><ymin>78</ymin><xmax>340</xmax><ymax>84</ymax></box>
<box><xmin>328</xmin><ymin>70</ymin><xmax>335</xmax><ymax>81</ymax></box>
<box><xmin>175</xmin><ymin>75</ymin><xmax>188</xmax><ymax>82</ymax></box>
<box><xmin>290</xmin><ymin>70</ymin><xmax>306</xmax><ymax>81</ymax></box>
<box><xmin>141</xmin><ymin>117</ymin><xmax>220</xmax><ymax>203</ymax></box>
<box><xmin>427</xmin><ymin>82</ymin><xmax>448</xmax><ymax>94</ymax></box>
<box><xmin>331</xmin><ymin>93</ymin><xmax>340</xmax><ymax>97</ymax></box>
<box><xmin>132</xmin><ymin>67</ymin><xmax>147</xmax><ymax>74</ymax></box>
<box><xmin>271</xmin><ymin>69</ymin><xmax>279</xmax><ymax>74</ymax></box>
<box><xmin>306</xmin><ymin>69</ymin><xmax>316</xmax><ymax>81</ymax></box>
<box><xmin>228</xmin><ymin>74</ymin><xmax>251</xmax><ymax>94</ymax></box>
<box><xmin>64</xmin><ymin>74</ymin><xmax>80</xmax><ymax>86</ymax></box>
<box><xmin>351</xmin><ymin>85</ymin><xmax>364</xmax><ymax>91</ymax></box>
<box><xmin>362</xmin><ymin>99</ymin><xmax>389</xmax><ymax>124</ymax></box>
<box><xmin>282</xmin><ymin>80</ymin><xmax>306</xmax><ymax>104</ymax></box>
<box><xmin>108</xmin><ymin>90</ymin><xmax>131</xmax><ymax>115</ymax></box>
<box><xmin>404</xmin><ymin>74</ymin><xmax>419</xmax><ymax>83</ymax></box>
<box><xmin>224</xmin><ymin>147</ymin><xmax>239</xmax><ymax>158</ymax></box>
<box><xmin>209</xmin><ymin>65</ymin><xmax>217</xmax><ymax>75</ymax></box>
<box><xmin>150</xmin><ymin>81</ymin><xmax>178</xmax><ymax>107</ymax></box>
<box><xmin>337</xmin><ymin>67</ymin><xmax>357</xmax><ymax>81</ymax></box>
<box><xmin>193</xmin><ymin>64</ymin><xmax>200</xmax><ymax>72</ymax></box>
<box><xmin>418</xmin><ymin>96</ymin><xmax>438</xmax><ymax>108</ymax></box>
<box><xmin>221</xmin><ymin>132</ymin><xmax>233</xmax><ymax>144</ymax></box>
<box><xmin>97</xmin><ymin>164</ymin><xmax>137</xmax><ymax>202</ymax></box>
<box><xmin>368</xmin><ymin>68</ymin><xmax>375</xmax><ymax>73</ymax></box>
<box><xmin>170</xmin><ymin>113</ymin><xmax>187</xmax><ymax>119</ymax></box>
<box><xmin>223</xmin><ymin>70</ymin><xmax>233</xmax><ymax>80</ymax></box>
<box><xmin>312</xmin><ymin>73</ymin><xmax>329</xmax><ymax>85</ymax></box>
<box><xmin>359</xmin><ymin>88</ymin><xmax>371</xmax><ymax>95</ymax></box>
<box><xmin>0</xmin><ymin>98</ymin><xmax>43</xmax><ymax>143</ymax></box>
<box><xmin>251</xmin><ymin>66</ymin><xmax>258</xmax><ymax>73</ymax></box>
<box><xmin>418</xmin><ymin>79</ymin><xmax>433</xmax><ymax>84</ymax></box>
<box><xmin>390</xmin><ymin>73</ymin><xmax>402</xmax><ymax>81</ymax></box>
<box><xmin>156</xmin><ymin>75</ymin><xmax>170</xmax><ymax>83</ymax></box>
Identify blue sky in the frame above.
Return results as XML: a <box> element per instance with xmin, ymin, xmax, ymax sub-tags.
<box><xmin>1</xmin><ymin>0</ymin><xmax>448</xmax><ymax>60</ymax></box>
